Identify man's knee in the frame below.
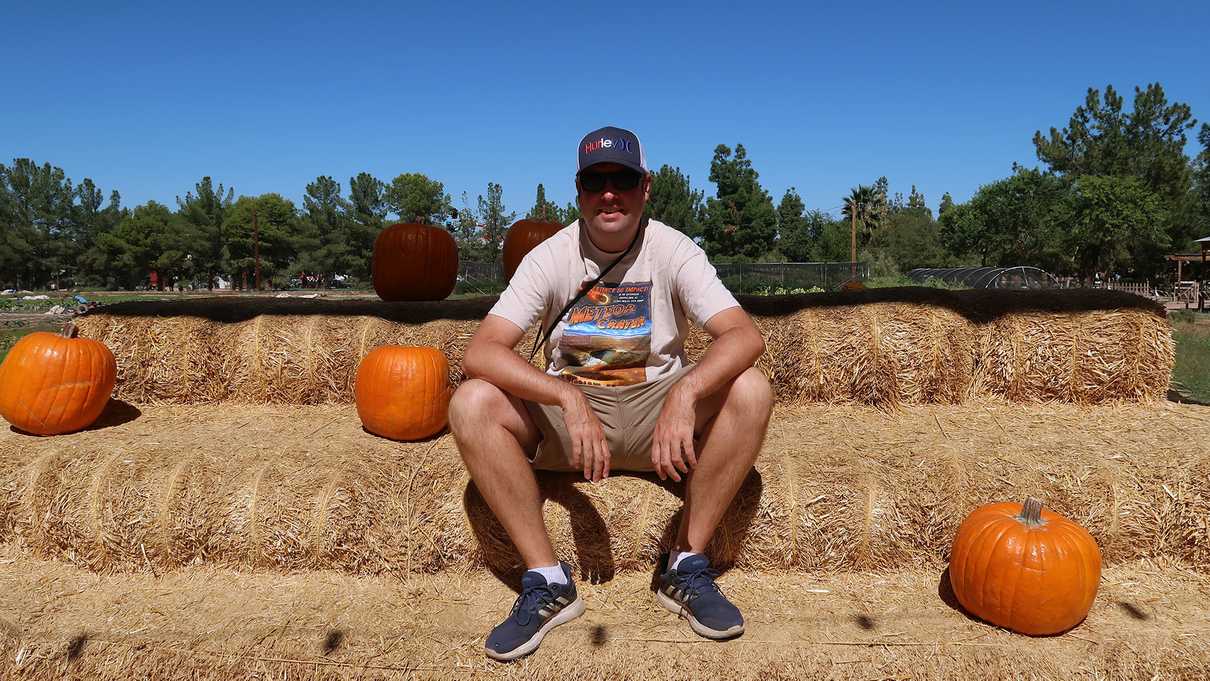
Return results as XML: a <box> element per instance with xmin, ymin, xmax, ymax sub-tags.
<box><xmin>448</xmin><ymin>379</ymin><xmax>507</xmax><ymax>434</ymax></box>
<box><xmin>728</xmin><ymin>367</ymin><xmax>774</xmax><ymax>418</ymax></box>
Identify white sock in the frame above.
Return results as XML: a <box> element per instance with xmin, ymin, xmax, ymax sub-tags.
<box><xmin>528</xmin><ymin>564</ymin><xmax>568</xmax><ymax>585</ymax></box>
<box><xmin>668</xmin><ymin>551</ymin><xmax>702</xmax><ymax>571</ymax></box>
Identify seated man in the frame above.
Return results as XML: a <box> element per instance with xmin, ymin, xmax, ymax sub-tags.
<box><xmin>449</xmin><ymin>125</ymin><xmax>772</xmax><ymax>661</ymax></box>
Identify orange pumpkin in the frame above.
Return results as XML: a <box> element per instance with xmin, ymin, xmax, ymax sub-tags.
<box><xmin>372</xmin><ymin>222</ymin><xmax>459</xmax><ymax>301</ymax></box>
<box><xmin>502</xmin><ymin>219</ymin><xmax>563</xmax><ymax>283</ymax></box>
<box><xmin>949</xmin><ymin>497</ymin><xmax>1101</xmax><ymax>635</ymax></box>
<box><xmin>0</xmin><ymin>322</ymin><xmax>116</xmax><ymax>435</ymax></box>
<box><xmin>354</xmin><ymin>346</ymin><xmax>451</xmax><ymax>441</ymax></box>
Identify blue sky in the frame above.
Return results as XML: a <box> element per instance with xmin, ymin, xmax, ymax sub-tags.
<box><xmin>3</xmin><ymin>1</ymin><xmax>1208</xmax><ymax>220</ymax></box>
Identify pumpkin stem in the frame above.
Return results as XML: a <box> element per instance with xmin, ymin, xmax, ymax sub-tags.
<box><xmin>61</xmin><ymin>322</ymin><xmax>79</xmax><ymax>339</ymax></box>
<box><xmin>1017</xmin><ymin>497</ymin><xmax>1045</xmax><ymax>527</ymax></box>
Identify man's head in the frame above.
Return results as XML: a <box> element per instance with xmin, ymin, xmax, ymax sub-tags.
<box><xmin>576</xmin><ymin>126</ymin><xmax>651</xmax><ymax>244</ymax></box>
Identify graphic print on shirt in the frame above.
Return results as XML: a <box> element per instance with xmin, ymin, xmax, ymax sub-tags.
<box><xmin>557</xmin><ymin>281</ymin><xmax>652</xmax><ymax>386</ymax></box>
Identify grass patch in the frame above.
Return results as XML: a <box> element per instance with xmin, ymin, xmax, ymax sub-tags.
<box><xmin>1171</xmin><ymin>311</ymin><xmax>1210</xmax><ymax>403</ymax></box>
<box><xmin>0</xmin><ymin>323</ymin><xmax>58</xmax><ymax>364</ymax></box>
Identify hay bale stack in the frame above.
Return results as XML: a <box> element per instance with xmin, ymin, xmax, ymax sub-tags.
<box><xmin>77</xmin><ymin>288</ymin><xmax>1170</xmax><ymax>407</ymax></box>
<box><xmin>2</xmin><ymin>402</ymin><xmax>1206</xmax><ymax>577</ymax></box>
<box><xmin>975</xmin><ymin>308</ymin><xmax>1174</xmax><ymax>402</ymax></box>
<box><xmin>686</xmin><ymin>301</ymin><xmax>978</xmax><ymax>409</ymax></box>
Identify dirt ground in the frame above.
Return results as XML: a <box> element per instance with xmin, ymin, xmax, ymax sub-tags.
<box><xmin>0</xmin><ymin>542</ymin><xmax>1206</xmax><ymax>680</ymax></box>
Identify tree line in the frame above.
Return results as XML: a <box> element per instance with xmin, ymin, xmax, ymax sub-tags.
<box><xmin>2</xmin><ymin>82</ymin><xmax>1208</xmax><ymax>291</ymax></box>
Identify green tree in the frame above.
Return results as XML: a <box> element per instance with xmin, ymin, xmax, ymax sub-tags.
<box><xmin>1034</xmin><ymin>83</ymin><xmax>1198</xmax><ymax>248</ymax></box>
<box><xmin>0</xmin><ymin>159</ymin><xmax>76</xmax><ymax>289</ymax></box>
<box><xmin>222</xmin><ymin>194</ymin><xmax>300</xmax><ymax>289</ymax></box>
<box><xmin>74</xmin><ymin>183</ymin><xmax>126</xmax><ymax>288</ymax></box>
<box><xmin>386</xmin><ymin>173</ymin><xmax>451</xmax><ymax>224</ymax></box>
<box><xmin>478</xmin><ymin>182</ymin><xmax>515</xmax><ymax>257</ymax></box>
<box><xmin>176</xmin><ymin>177</ymin><xmax>234</xmax><ymax>289</ymax></box>
<box><xmin>562</xmin><ymin>202</ymin><xmax>580</xmax><ymax>223</ymax></box>
<box><xmin>646</xmin><ymin>165</ymin><xmax>704</xmax><ymax>238</ymax></box>
<box><xmin>775</xmin><ymin>188</ymin><xmax>810</xmax><ymax>261</ymax></box>
<box><xmin>347</xmin><ymin>172</ymin><xmax>387</xmax><ymax>281</ymax></box>
<box><xmin>702</xmin><ymin>144</ymin><xmax>777</xmax><ymax>258</ymax></box>
<box><xmin>297</xmin><ymin>176</ymin><xmax>358</xmax><ymax>287</ymax></box>
<box><xmin>939</xmin><ymin>168</ymin><xmax>1070</xmax><ymax>271</ymax></box>
<box><xmin>1063</xmin><ymin>176</ymin><xmax>1168</xmax><ymax>280</ymax></box>
<box><xmin>349</xmin><ymin>172</ymin><xmax>387</xmax><ymax>225</ymax></box>
<box><xmin>871</xmin><ymin>209</ymin><xmax>951</xmax><ymax>272</ymax></box>
<box><xmin>938</xmin><ymin>192</ymin><xmax>955</xmax><ymax>217</ymax></box>
<box><xmin>813</xmin><ymin>217</ymin><xmax>853</xmax><ymax>262</ymax></box>
<box><xmin>527</xmin><ymin>183</ymin><xmax>563</xmax><ymax>222</ymax></box>
<box><xmin>841</xmin><ymin>185</ymin><xmax>885</xmax><ymax>249</ymax></box>
<box><xmin>97</xmin><ymin>201</ymin><xmax>198</xmax><ymax>289</ymax></box>
<box><xmin>1188</xmin><ymin>123</ymin><xmax>1210</xmax><ymax>247</ymax></box>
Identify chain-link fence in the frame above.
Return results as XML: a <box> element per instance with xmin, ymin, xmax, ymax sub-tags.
<box><xmin>715</xmin><ymin>262</ymin><xmax>866</xmax><ymax>293</ymax></box>
<box><xmin>457</xmin><ymin>260</ymin><xmax>865</xmax><ymax>295</ymax></box>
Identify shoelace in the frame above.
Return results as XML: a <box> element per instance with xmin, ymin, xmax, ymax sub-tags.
<box><xmin>510</xmin><ymin>583</ymin><xmax>558</xmax><ymax>627</ymax></box>
<box><xmin>677</xmin><ymin>565</ymin><xmax>725</xmax><ymax>602</ymax></box>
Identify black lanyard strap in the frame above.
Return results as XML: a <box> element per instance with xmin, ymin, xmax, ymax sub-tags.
<box><xmin>527</xmin><ymin>225</ymin><xmax>642</xmax><ymax>362</ymax></box>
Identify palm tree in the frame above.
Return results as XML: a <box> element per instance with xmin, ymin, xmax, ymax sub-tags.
<box><xmin>842</xmin><ymin>185</ymin><xmax>886</xmax><ymax>276</ymax></box>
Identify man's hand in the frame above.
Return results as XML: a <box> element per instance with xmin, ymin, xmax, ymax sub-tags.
<box><xmin>560</xmin><ymin>387</ymin><xmax>611</xmax><ymax>482</ymax></box>
<box><xmin>650</xmin><ymin>383</ymin><xmax>698</xmax><ymax>482</ymax></box>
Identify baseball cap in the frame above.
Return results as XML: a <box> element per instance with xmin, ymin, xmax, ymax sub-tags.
<box><xmin>577</xmin><ymin>126</ymin><xmax>647</xmax><ymax>175</ymax></box>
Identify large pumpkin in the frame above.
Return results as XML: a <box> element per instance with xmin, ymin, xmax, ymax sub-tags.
<box><xmin>0</xmin><ymin>322</ymin><xmax>116</xmax><ymax>435</ymax></box>
<box><xmin>354</xmin><ymin>346</ymin><xmax>451</xmax><ymax>441</ymax></box>
<box><xmin>372</xmin><ymin>222</ymin><xmax>458</xmax><ymax>301</ymax></box>
<box><xmin>502</xmin><ymin>219</ymin><xmax>563</xmax><ymax>283</ymax></box>
<box><xmin>949</xmin><ymin>497</ymin><xmax>1101</xmax><ymax>635</ymax></box>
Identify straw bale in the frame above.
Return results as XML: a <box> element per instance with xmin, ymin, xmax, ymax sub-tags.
<box><xmin>75</xmin><ymin>289</ymin><xmax>1170</xmax><ymax>407</ymax></box>
<box><xmin>1</xmin><ymin>545</ymin><xmax>1208</xmax><ymax>680</ymax></box>
<box><xmin>974</xmin><ymin>308</ymin><xmax>1175</xmax><ymax>403</ymax></box>
<box><xmin>1</xmin><ymin>401</ymin><xmax>1206</xmax><ymax>577</ymax></box>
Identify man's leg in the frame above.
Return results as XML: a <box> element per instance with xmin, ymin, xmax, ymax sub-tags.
<box><xmin>448</xmin><ymin>378</ymin><xmax>556</xmax><ymax>568</ymax></box>
<box><xmin>676</xmin><ymin>366</ymin><xmax>774</xmax><ymax>554</ymax></box>
<box><xmin>653</xmin><ymin>366</ymin><xmax>772</xmax><ymax>640</ymax></box>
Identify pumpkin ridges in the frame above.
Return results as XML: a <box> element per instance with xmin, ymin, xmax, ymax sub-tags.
<box><xmin>0</xmin><ymin>326</ymin><xmax>116</xmax><ymax>436</ymax></box>
<box><xmin>354</xmin><ymin>346</ymin><xmax>449</xmax><ymax>441</ymax></box>
<box><xmin>950</xmin><ymin>498</ymin><xmax>1101</xmax><ymax>636</ymax></box>
<box><xmin>961</xmin><ymin>512</ymin><xmax>1013</xmax><ymax>615</ymax></box>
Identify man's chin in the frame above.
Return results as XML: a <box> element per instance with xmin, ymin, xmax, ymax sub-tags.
<box><xmin>588</xmin><ymin>215</ymin><xmax>636</xmax><ymax>233</ymax></box>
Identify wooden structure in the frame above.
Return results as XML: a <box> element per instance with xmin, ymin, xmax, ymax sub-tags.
<box><xmin>1166</xmin><ymin>236</ymin><xmax>1210</xmax><ymax>309</ymax></box>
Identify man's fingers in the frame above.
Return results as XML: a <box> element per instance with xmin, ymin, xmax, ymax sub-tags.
<box><xmin>663</xmin><ymin>441</ymin><xmax>681</xmax><ymax>482</ymax></box>
<box><xmin>582</xmin><ymin>434</ymin><xmax>593</xmax><ymax>481</ymax></box>
<box><xmin>683</xmin><ymin>433</ymin><xmax>698</xmax><ymax>468</ymax></box>
<box><xmin>652</xmin><ymin>439</ymin><xmax>666</xmax><ymax>480</ymax></box>
<box><xmin>570</xmin><ymin>434</ymin><xmax>582</xmax><ymax>469</ymax></box>
<box><xmin>671</xmin><ymin>442</ymin><xmax>689</xmax><ymax>474</ymax></box>
<box><xmin>593</xmin><ymin>437</ymin><xmax>606</xmax><ymax>482</ymax></box>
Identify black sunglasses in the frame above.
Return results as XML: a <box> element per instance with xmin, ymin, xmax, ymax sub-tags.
<box><xmin>578</xmin><ymin>168</ymin><xmax>643</xmax><ymax>193</ymax></box>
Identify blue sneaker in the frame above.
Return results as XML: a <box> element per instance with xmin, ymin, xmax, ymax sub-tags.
<box><xmin>656</xmin><ymin>554</ymin><xmax>744</xmax><ymax>639</ymax></box>
<box><xmin>485</xmin><ymin>562</ymin><xmax>585</xmax><ymax>661</ymax></box>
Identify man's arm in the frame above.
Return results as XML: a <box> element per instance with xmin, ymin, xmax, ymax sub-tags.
<box><xmin>462</xmin><ymin>314</ymin><xmax>612</xmax><ymax>482</ymax></box>
<box><xmin>649</xmin><ymin>306</ymin><xmax>765</xmax><ymax>481</ymax></box>
<box><xmin>677</xmin><ymin>306</ymin><xmax>766</xmax><ymax>403</ymax></box>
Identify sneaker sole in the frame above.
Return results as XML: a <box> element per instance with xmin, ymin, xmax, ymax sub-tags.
<box><xmin>656</xmin><ymin>590</ymin><xmax>744</xmax><ymax>640</ymax></box>
<box><xmin>485</xmin><ymin>596</ymin><xmax>586</xmax><ymax>662</ymax></box>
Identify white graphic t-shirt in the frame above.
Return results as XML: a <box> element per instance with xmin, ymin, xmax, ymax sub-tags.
<box><xmin>488</xmin><ymin>218</ymin><xmax>739</xmax><ymax>386</ymax></box>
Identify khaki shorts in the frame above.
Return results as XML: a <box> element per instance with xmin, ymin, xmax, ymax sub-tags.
<box><xmin>524</xmin><ymin>365</ymin><xmax>691</xmax><ymax>472</ymax></box>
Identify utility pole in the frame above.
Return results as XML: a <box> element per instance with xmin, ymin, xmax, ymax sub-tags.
<box><xmin>850</xmin><ymin>205</ymin><xmax>857</xmax><ymax>279</ymax></box>
<box><xmin>253</xmin><ymin>206</ymin><xmax>261</xmax><ymax>291</ymax></box>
